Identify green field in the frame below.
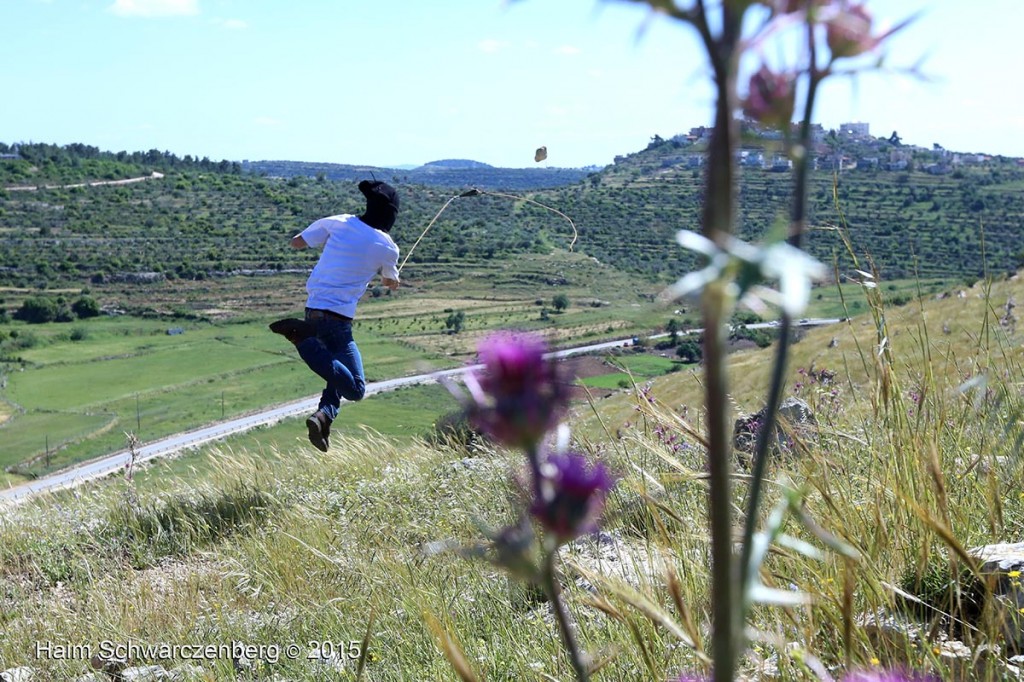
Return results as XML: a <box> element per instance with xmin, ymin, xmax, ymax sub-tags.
<box><xmin>129</xmin><ymin>382</ymin><xmax>461</xmax><ymax>493</ymax></box>
<box><xmin>0</xmin><ymin>315</ymin><xmax>452</xmax><ymax>483</ymax></box>
<box><xmin>0</xmin><ymin>261</ymin><xmax>957</xmax><ymax>486</ymax></box>
<box><xmin>579</xmin><ymin>352</ymin><xmax>685</xmax><ymax>390</ymax></box>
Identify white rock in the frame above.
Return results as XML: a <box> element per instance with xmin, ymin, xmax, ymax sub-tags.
<box><xmin>1</xmin><ymin>668</ymin><xmax>35</xmax><ymax>682</ymax></box>
<box><xmin>121</xmin><ymin>666</ymin><xmax>169</xmax><ymax>681</ymax></box>
<box><xmin>167</xmin><ymin>665</ymin><xmax>206</xmax><ymax>681</ymax></box>
<box><xmin>971</xmin><ymin>542</ymin><xmax>1024</xmax><ymax>572</ymax></box>
<box><xmin>936</xmin><ymin>640</ymin><xmax>971</xmax><ymax>659</ymax></box>
<box><xmin>969</xmin><ymin>542</ymin><xmax>1024</xmax><ymax>652</ymax></box>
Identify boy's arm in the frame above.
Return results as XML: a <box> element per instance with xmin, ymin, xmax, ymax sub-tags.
<box><xmin>290</xmin><ymin>235</ymin><xmax>308</xmax><ymax>249</ymax></box>
<box><xmin>381</xmin><ymin>249</ymin><xmax>400</xmax><ymax>290</ymax></box>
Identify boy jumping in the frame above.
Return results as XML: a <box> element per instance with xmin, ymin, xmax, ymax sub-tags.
<box><xmin>270</xmin><ymin>180</ymin><xmax>400</xmax><ymax>451</ymax></box>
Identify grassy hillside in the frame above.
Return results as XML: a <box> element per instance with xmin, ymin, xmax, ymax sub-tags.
<box><xmin>2</xmin><ymin>277</ymin><xmax>1022</xmax><ymax>680</ymax></box>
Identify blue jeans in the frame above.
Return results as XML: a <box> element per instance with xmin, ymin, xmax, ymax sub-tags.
<box><xmin>296</xmin><ymin>314</ymin><xmax>365</xmax><ymax>422</ymax></box>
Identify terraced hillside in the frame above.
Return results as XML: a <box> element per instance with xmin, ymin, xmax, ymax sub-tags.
<box><xmin>2</xmin><ymin>139</ymin><xmax>1022</xmax><ymax>306</ymax></box>
<box><xmin>0</xmin><ymin>174</ymin><xmax>556</xmax><ymax>292</ymax></box>
<box><xmin>542</xmin><ymin>141</ymin><xmax>1024</xmax><ymax>280</ymax></box>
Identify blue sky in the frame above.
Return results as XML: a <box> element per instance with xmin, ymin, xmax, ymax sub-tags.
<box><xmin>2</xmin><ymin>0</ymin><xmax>1021</xmax><ymax>168</ymax></box>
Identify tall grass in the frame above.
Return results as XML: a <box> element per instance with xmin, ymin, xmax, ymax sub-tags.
<box><xmin>0</xmin><ymin>275</ymin><xmax>1021</xmax><ymax>679</ymax></box>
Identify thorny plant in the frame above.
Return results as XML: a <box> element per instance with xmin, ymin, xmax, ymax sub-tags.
<box><xmin>637</xmin><ymin>1</ymin><xmax>913</xmax><ymax>679</ymax></box>
<box><xmin>123</xmin><ymin>430</ymin><xmax>141</xmax><ymax>510</ymax></box>
<box><xmin>430</xmin><ymin>2</ymin><xmax>914</xmax><ymax>680</ymax></box>
<box><xmin>441</xmin><ymin>332</ymin><xmax>615</xmax><ymax>681</ymax></box>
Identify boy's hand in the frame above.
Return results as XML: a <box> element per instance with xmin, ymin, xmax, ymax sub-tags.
<box><xmin>382</xmin><ymin>278</ymin><xmax>400</xmax><ymax>291</ymax></box>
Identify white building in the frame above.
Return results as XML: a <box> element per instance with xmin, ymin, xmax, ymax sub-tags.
<box><xmin>838</xmin><ymin>122</ymin><xmax>870</xmax><ymax>141</ymax></box>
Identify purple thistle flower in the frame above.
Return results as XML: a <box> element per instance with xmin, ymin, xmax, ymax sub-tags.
<box><xmin>465</xmin><ymin>333</ymin><xmax>569</xmax><ymax>451</ymax></box>
<box><xmin>826</xmin><ymin>3</ymin><xmax>878</xmax><ymax>58</ymax></box>
<box><xmin>743</xmin><ymin>65</ymin><xmax>796</xmax><ymax>130</ymax></box>
<box><xmin>530</xmin><ymin>452</ymin><xmax>614</xmax><ymax>545</ymax></box>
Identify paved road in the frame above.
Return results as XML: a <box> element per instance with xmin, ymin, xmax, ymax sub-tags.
<box><xmin>0</xmin><ymin>336</ymin><xmax>642</xmax><ymax>504</ymax></box>
<box><xmin>0</xmin><ymin>318</ymin><xmax>841</xmax><ymax>505</ymax></box>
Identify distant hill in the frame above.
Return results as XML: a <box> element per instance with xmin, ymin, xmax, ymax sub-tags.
<box><xmin>419</xmin><ymin>159</ymin><xmax>493</xmax><ymax>170</ymax></box>
<box><xmin>242</xmin><ymin>159</ymin><xmax>592</xmax><ymax>191</ymax></box>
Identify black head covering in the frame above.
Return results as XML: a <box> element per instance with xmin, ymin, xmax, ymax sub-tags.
<box><xmin>358</xmin><ymin>180</ymin><xmax>400</xmax><ymax>232</ymax></box>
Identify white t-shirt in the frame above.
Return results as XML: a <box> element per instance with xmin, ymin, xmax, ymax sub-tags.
<box><xmin>299</xmin><ymin>214</ymin><xmax>400</xmax><ymax>319</ymax></box>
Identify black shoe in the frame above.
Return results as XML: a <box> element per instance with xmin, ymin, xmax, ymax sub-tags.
<box><xmin>306</xmin><ymin>410</ymin><xmax>331</xmax><ymax>452</ymax></box>
<box><xmin>269</xmin><ymin>318</ymin><xmax>316</xmax><ymax>345</ymax></box>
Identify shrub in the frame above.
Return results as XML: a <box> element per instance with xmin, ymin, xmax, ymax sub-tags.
<box><xmin>427</xmin><ymin>410</ymin><xmax>480</xmax><ymax>449</ymax></box>
<box><xmin>15</xmin><ymin>296</ymin><xmax>60</xmax><ymax>323</ymax></box>
<box><xmin>71</xmin><ymin>295</ymin><xmax>100</xmax><ymax>319</ymax></box>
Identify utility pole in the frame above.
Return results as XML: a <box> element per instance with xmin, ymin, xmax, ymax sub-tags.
<box><xmin>221</xmin><ymin>391</ymin><xmax>225</xmax><ymax>419</ymax></box>
<box><xmin>45</xmin><ymin>435</ymin><xmax>50</xmax><ymax>468</ymax></box>
<box><xmin>136</xmin><ymin>394</ymin><xmax>141</xmax><ymax>432</ymax></box>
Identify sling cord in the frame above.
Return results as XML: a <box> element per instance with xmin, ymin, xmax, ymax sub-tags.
<box><xmin>397</xmin><ymin>188</ymin><xmax>578</xmax><ymax>274</ymax></box>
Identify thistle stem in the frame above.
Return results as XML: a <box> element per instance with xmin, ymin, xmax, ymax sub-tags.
<box><xmin>704</xmin><ymin>286</ymin><xmax>739</xmax><ymax>682</ymax></box>
<box><xmin>697</xmin><ymin>4</ymin><xmax>746</xmax><ymax>677</ymax></box>
<box><xmin>740</xmin><ymin>54</ymin><xmax>823</xmax><ymax>605</ymax></box>
<box><xmin>542</xmin><ymin>549</ymin><xmax>589</xmax><ymax>682</ymax></box>
<box><xmin>526</xmin><ymin>445</ymin><xmax>543</xmax><ymax>500</ymax></box>
<box><xmin>739</xmin><ymin>312</ymin><xmax>793</xmax><ymax>601</ymax></box>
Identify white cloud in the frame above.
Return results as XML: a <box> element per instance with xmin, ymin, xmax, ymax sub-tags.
<box><xmin>214</xmin><ymin>17</ymin><xmax>248</xmax><ymax>30</ymax></box>
<box><xmin>254</xmin><ymin>116</ymin><xmax>282</xmax><ymax>127</ymax></box>
<box><xmin>555</xmin><ymin>45</ymin><xmax>581</xmax><ymax>56</ymax></box>
<box><xmin>108</xmin><ymin>0</ymin><xmax>199</xmax><ymax>18</ymax></box>
<box><xmin>477</xmin><ymin>39</ymin><xmax>509</xmax><ymax>54</ymax></box>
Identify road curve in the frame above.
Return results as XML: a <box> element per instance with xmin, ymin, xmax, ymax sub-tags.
<box><xmin>0</xmin><ymin>335</ymin><xmax>641</xmax><ymax>504</ymax></box>
<box><xmin>0</xmin><ymin>319</ymin><xmax>841</xmax><ymax>505</ymax></box>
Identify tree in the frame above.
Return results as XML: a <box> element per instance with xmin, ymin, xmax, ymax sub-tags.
<box><xmin>666</xmin><ymin>318</ymin><xmax>680</xmax><ymax>343</ymax></box>
<box><xmin>444</xmin><ymin>310</ymin><xmax>465</xmax><ymax>334</ymax></box>
<box><xmin>675</xmin><ymin>338</ymin><xmax>702</xmax><ymax>363</ymax></box>
<box><xmin>552</xmin><ymin>294</ymin><xmax>570</xmax><ymax>312</ymax></box>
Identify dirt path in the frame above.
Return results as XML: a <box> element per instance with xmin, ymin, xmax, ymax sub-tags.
<box><xmin>4</xmin><ymin>171</ymin><xmax>165</xmax><ymax>192</ymax></box>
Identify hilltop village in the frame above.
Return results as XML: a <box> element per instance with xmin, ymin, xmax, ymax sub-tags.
<box><xmin>624</xmin><ymin>120</ymin><xmax>1019</xmax><ymax>175</ymax></box>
